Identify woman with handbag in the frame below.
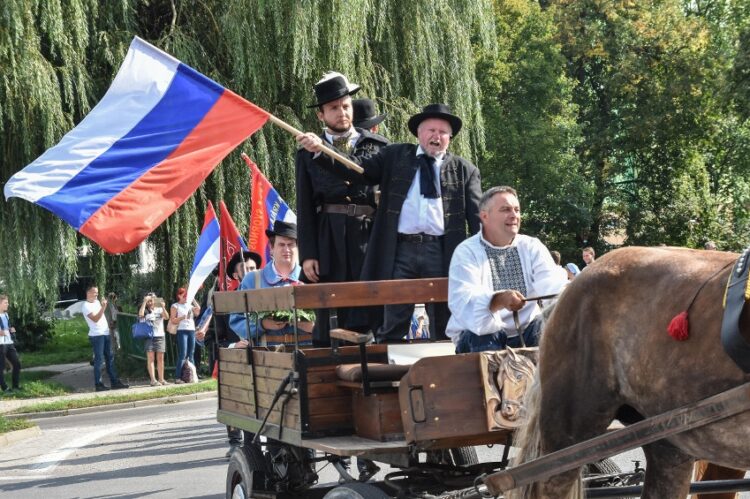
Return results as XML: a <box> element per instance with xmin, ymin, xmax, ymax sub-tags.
<box><xmin>138</xmin><ymin>293</ymin><xmax>168</xmax><ymax>386</ymax></box>
<box><xmin>169</xmin><ymin>287</ymin><xmax>200</xmax><ymax>384</ymax></box>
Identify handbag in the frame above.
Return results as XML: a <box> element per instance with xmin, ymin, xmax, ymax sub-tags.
<box><xmin>166</xmin><ymin>321</ymin><xmax>178</xmax><ymax>335</ymax></box>
<box><xmin>132</xmin><ymin>320</ymin><xmax>154</xmax><ymax>340</ymax></box>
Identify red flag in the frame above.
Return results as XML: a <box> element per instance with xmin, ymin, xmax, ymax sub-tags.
<box><xmin>243</xmin><ymin>154</ymin><xmax>296</xmax><ymax>266</ymax></box>
<box><xmin>218</xmin><ymin>201</ymin><xmax>248</xmax><ymax>291</ymax></box>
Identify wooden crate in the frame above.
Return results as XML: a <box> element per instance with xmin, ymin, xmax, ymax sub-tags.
<box><xmin>399</xmin><ymin>353</ymin><xmax>513</xmax><ymax>449</ymax></box>
<box><xmin>217</xmin><ymin>344</ymin><xmax>389</xmax><ymax>442</ymax></box>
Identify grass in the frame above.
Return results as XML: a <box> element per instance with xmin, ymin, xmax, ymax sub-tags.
<box><xmin>11</xmin><ymin>379</ymin><xmax>217</xmax><ymax>414</ymax></box>
<box><xmin>0</xmin><ymin>370</ymin><xmax>73</xmax><ymax>399</ymax></box>
<box><xmin>21</xmin><ymin>316</ymin><xmax>91</xmax><ymax>368</ymax></box>
<box><xmin>0</xmin><ymin>415</ymin><xmax>33</xmax><ymax>434</ymax></box>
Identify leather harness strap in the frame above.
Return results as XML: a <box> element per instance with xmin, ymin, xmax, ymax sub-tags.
<box><xmin>721</xmin><ymin>247</ymin><xmax>750</xmax><ymax>373</ymax></box>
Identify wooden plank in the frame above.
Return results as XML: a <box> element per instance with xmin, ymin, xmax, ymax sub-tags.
<box><xmin>483</xmin><ymin>382</ymin><xmax>750</xmax><ymax>496</ymax></box>
<box><xmin>220</xmin><ymin>399</ymin><xmax>299</xmax><ymax>429</ymax></box>
<box><xmin>254</xmin><ymin>365</ymin><xmax>293</xmax><ymax>380</ymax></box>
<box><xmin>330</xmin><ymin>328</ymin><xmax>372</xmax><ymax>344</ymax></box>
<box><xmin>213</xmin><ymin>287</ymin><xmax>295</xmax><ymax>313</ymax></box>
<box><xmin>308</xmin><ymin>412</ymin><xmax>355</xmax><ymax>432</ymax></box>
<box><xmin>292</xmin><ymin>278</ymin><xmax>448</xmax><ymax>309</ymax></box>
<box><xmin>307</xmin><ymin>395</ymin><xmax>351</xmax><ymax>416</ymax></box>
<box><xmin>301</xmin><ymin>435</ymin><xmax>408</xmax><ymax>456</ymax></box>
<box><xmin>219</xmin><ymin>361</ymin><xmax>252</xmax><ymax>376</ymax></box>
<box><xmin>307</xmin><ymin>369</ymin><xmax>338</xmax><ymax>384</ymax></box>
<box><xmin>308</xmin><ymin>382</ymin><xmax>350</xmax><ymax>399</ymax></box>
<box><xmin>219</xmin><ymin>348</ymin><xmax>249</xmax><ymax>363</ymax></box>
<box><xmin>220</xmin><ymin>385</ymin><xmax>254</xmax><ymax>405</ymax></box>
<box><xmin>302</xmin><ymin>345</ymin><xmax>384</xmax><ymax>359</ymax></box>
<box><xmin>221</xmin><ymin>371</ymin><xmax>253</xmax><ymax>389</ymax></box>
<box><xmin>252</xmin><ymin>350</ymin><xmax>294</xmax><ymax>369</ymax></box>
<box><xmin>256</xmin><ymin>392</ymin><xmax>300</xmax><ymax>416</ymax></box>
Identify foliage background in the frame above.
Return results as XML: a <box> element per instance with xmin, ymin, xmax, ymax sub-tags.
<box><xmin>1</xmin><ymin>0</ymin><xmax>749</xmax><ymax>320</ymax></box>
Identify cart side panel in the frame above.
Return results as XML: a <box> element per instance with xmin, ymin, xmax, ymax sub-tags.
<box><xmin>399</xmin><ymin>353</ymin><xmax>512</xmax><ymax>448</ymax></box>
<box><xmin>218</xmin><ymin>348</ymin><xmax>302</xmax><ymax>434</ymax></box>
<box><xmin>300</xmin><ymin>345</ymin><xmax>390</xmax><ymax>437</ymax></box>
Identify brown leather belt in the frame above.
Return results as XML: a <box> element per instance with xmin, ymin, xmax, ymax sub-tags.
<box><xmin>320</xmin><ymin>204</ymin><xmax>374</xmax><ymax>217</ymax></box>
<box><xmin>397</xmin><ymin>233</ymin><xmax>443</xmax><ymax>243</ymax></box>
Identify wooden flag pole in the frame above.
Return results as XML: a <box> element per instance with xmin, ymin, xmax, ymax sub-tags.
<box><xmin>266</xmin><ymin>115</ymin><xmax>364</xmax><ymax>174</ymax></box>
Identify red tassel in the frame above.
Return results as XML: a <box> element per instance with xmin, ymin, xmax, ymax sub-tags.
<box><xmin>211</xmin><ymin>360</ymin><xmax>219</xmax><ymax>379</ymax></box>
<box><xmin>667</xmin><ymin>311</ymin><xmax>690</xmax><ymax>341</ymax></box>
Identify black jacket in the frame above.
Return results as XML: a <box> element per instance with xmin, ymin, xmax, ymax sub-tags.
<box><xmin>316</xmin><ymin>143</ymin><xmax>482</xmax><ymax>281</ymax></box>
<box><xmin>296</xmin><ymin>128</ymin><xmax>389</xmax><ymax>281</ymax></box>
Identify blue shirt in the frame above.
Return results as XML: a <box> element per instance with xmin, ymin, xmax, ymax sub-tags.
<box><xmin>228</xmin><ymin>262</ymin><xmax>307</xmax><ymax>343</ymax></box>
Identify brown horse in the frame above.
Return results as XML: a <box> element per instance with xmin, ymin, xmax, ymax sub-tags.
<box><xmin>509</xmin><ymin>246</ymin><xmax>750</xmax><ymax>499</ymax></box>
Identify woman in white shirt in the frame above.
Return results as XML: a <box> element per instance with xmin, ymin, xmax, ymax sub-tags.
<box><xmin>138</xmin><ymin>293</ymin><xmax>168</xmax><ymax>386</ymax></box>
<box><xmin>169</xmin><ymin>287</ymin><xmax>200</xmax><ymax>383</ymax></box>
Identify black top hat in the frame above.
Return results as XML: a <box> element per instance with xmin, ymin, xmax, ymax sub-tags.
<box><xmin>352</xmin><ymin>99</ymin><xmax>387</xmax><ymax>129</ymax></box>
<box><xmin>407</xmin><ymin>103</ymin><xmax>463</xmax><ymax>137</ymax></box>
<box><xmin>265</xmin><ymin>220</ymin><xmax>297</xmax><ymax>240</ymax></box>
<box><xmin>308</xmin><ymin>72</ymin><xmax>360</xmax><ymax>108</ymax></box>
<box><xmin>227</xmin><ymin>250</ymin><xmax>262</xmax><ymax>275</ymax></box>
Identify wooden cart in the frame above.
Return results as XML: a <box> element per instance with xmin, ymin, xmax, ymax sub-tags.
<box><xmin>213</xmin><ymin>278</ymin><xmax>536</xmax><ymax>498</ymax></box>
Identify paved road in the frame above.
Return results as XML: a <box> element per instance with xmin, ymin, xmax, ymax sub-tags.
<box><xmin>0</xmin><ymin>399</ymin><xmax>747</xmax><ymax>498</ymax></box>
<box><xmin>0</xmin><ymin>399</ymin><xmax>228</xmax><ymax>498</ymax></box>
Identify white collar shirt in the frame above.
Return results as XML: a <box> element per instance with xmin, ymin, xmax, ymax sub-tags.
<box><xmin>397</xmin><ymin>146</ymin><xmax>445</xmax><ymax>236</ymax></box>
<box><xmin>445</xmin><ymin>231</ymin><xmax>568</xmax><ymax>344</ymax></box>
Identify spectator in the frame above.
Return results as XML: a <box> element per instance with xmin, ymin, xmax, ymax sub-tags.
<box><xmin>82</xmin><ymin>285</ymin><xmax>129</xmax><ymax>391</ymax></box>
<box><xmin>0</xmin><ymin>294</ymin><xmax>21</xmax><ymax>393</ymax></box>
<box><xmin>704</xmin><ymin>240</ymin><xmax>718</xmax><ymax>250</ymax></box>
<box><xmin>582</xmin><ymin>246</ymin><xmax>596</xmax><ymax>268</ymax></box>
<box><xmin>551</xmin><ymin>250</ymin><xmax>569</xmax><ymax>282</ymax></box>
<box><xmin>170</xmin><ymin>287</ymin><xmax>200</xmax><ymax>384</ymax></box>
<box><xmin>138</xmin><ymin>293</ymin><xmax>168</xmax><ymax>386</ymax></box>
<box><xmin>104</xmin><ymin>292</ymin><xmax>120</xmax><ymax>351</ymax></box>
<box><xmin>565</xmin><ymin>263</ymin><xmax>581</xmax><ymax>280</ymax></box>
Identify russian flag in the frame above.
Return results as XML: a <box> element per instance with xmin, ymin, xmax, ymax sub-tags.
<box><xmin>3</xmin><ymin>37</ymin><xmax>269</xmax><ymax>253</ymax></box>
<box><xmin>243</xmin><ymin>154</ymin><xmax>296</xmax><ymax>265</ymax></box>
<box><xmin>186</xmin><ymin>202</ymin><xmax>220</xmax><ymax>305</ymax></box>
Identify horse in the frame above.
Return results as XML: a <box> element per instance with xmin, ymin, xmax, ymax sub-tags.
<box><xmin>508</xmin><ymin>246</ymin><xmax>750</xmax><ymax>499</ymax></box>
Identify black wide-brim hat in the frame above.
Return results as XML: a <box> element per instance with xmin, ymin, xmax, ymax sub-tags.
<box><xmin>308</xmin><ymin>72</ymin><xmax>360</xmax><ymax>108</ymax></box>
<box><xmin>352</xmin><ymin>98</ymin><xmax>387</xmax><ymax>129</ymax></box>
<box><xmin>227</xmin><ymin>250</ymin><xmax>262</xmax><ymax>274</ymax></box>
<box><xmin>265</xmin><ymin>220</ymin><xmax>297</xmax><ymax>240</ymax></box>
<box><xmin>407</xmin><ymin>103</ymin><xmax>463</xmax><ymax>137</ymax></box>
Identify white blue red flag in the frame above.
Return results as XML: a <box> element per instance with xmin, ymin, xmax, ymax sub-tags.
<box><xmin>243</xmin><ymin>154</ymin><xmax>296</xmax><ymax>266</ymax></box>
<box><xmin>3</xmin><ymin>37</ymin><xmax>269</xmax><ymax>253</ymax></box>
<box><xmin>186</xmin><ymin>202</ymin><xmax>221</xmax><ymax>305</ymax></box>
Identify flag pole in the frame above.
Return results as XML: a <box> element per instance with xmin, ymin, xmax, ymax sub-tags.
<box><xmin>266</xmin><ymin>115</ymin><xmax>364</xmax><ymax>174</ymax></box>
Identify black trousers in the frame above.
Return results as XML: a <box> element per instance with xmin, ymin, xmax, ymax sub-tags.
<box><xmin>0</xmin><ymin>343</ymin><xmax>21</xmax><ymax>390</ymax></box>
<box><xmin>377</xmin><ymin>239</ymin><xmax>448</xmax><ymax>342</ymax></box>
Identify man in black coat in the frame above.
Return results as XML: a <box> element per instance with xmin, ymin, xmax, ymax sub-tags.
<box><xmin>297</xmin><ymin>103</ymin><xmax>482</xmax><ymax>342</ymax></box>
<box><xmin>296</xmin><ymin>72</ymin><xmax>389</xmax><ymax>346</ymax></box>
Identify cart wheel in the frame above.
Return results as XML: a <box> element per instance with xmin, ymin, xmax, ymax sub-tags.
<box><xmin>226</xmin><ymin>445</ymin><xmax>267</xmax><ymax>499</ymax></box>
<box><xmin>449</xmin><ymin>446</ymin><xmax>479</xmax><ymax>466</ymax></box>
<box><xmin>323</xmin><ymin>483</ymin><xmax>391</xmax><ymax>499</ymax></box>
<box><xmin>587</xmin><ymin>458</ymin><xmax>622</xmax><ymax>475</ymax></box>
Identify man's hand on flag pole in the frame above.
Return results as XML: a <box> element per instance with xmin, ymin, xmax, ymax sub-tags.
<box><xmin>296</xmin><ymin>132</ymin><xmax>324</xmax><ymax>153</ymax></box>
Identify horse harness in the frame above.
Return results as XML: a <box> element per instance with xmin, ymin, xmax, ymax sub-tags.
<box><xmin>721</xmin><ymin>246</ymin><xmax>750</xmax><ymax>373</ymax></box>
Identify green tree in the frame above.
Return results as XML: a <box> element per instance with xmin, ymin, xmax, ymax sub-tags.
<box><xmin>478</xmin><ymin>0</ymin><xmax>587</xmax><ymax>260</ymax></box>
<box><xmin>0</xmin><ymin>0</ymin><xmax>496</xmax><ymax>317</ymax></box>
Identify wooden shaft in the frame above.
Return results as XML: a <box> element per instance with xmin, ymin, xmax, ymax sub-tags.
<box><xmin>267</xmin><ymin>115</ymin><xmax>364</xmax><ymax>174</ymax></box>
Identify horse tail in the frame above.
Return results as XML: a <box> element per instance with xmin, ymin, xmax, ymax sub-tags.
<box><xmin>506</xmin><ymin>375</ymin><xmax>583</xmax><ymax>499</ymax></box>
